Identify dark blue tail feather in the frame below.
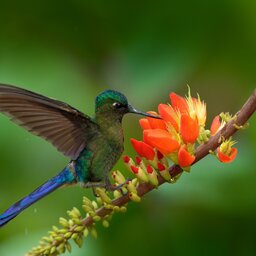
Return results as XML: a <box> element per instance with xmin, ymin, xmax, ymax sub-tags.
<box><xmin>0</xmin><ymin>166</ymin><xmax>76</xmax><ymax>227</ymax></box>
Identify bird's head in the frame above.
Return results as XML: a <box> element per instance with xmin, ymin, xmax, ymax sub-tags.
<box><xmin>95</xmin><ymin>90</ymin><xmax>161</xmax><ymax>121</ymax></box>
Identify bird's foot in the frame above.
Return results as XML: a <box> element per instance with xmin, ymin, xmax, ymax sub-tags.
<box><xmin>83</xmin><ymin>178</ymin><xmax>133</xmax><ymax>197</ymax></box>
<box><xmin>105</xmin><ymin>178</ymin><xmax>132</xmax><ymax>195</ymax></box>
<box><xmin>81</xmin><ymin>182</ymin><xmax>107</xmax><ymax>197</ymax></box>
<box><xmin>82</xmin><ymin>182</ymin><xmax>106</xmax><ymax>189</ymax></box>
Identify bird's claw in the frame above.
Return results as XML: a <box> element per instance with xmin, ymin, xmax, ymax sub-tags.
<box><xmin>105</xmin><ymin>178</ymin><xmax>132</xmax><ymax>195</ymax></box>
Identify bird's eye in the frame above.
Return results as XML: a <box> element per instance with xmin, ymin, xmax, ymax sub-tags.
<box><xmin>113</xmin><ymin>102</ymin><xmax>123</xmax><ymax>109</ymax></box>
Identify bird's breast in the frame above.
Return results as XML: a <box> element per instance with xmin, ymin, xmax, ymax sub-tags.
<box><xmin>75</xmin><ymin>125</ymin><xmax>124</xmax><ymax>183</ymax></box>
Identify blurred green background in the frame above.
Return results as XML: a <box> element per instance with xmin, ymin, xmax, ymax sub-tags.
<box><xmin>0</xmin><ymin>1</ymin><xmax>255</xmax><ymax>255</ymax></box>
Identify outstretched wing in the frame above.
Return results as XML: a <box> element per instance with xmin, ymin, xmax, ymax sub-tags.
<box><xmin>0</xmin><ymin>84</ymin><xmax>98</xmax><ymax>160</ymax></box>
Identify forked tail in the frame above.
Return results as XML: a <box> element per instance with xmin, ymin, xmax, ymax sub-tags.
<box><xmin>0</xmin><ymin>165</ymin><xmax>76</xmax><ymax>227</ymax></box>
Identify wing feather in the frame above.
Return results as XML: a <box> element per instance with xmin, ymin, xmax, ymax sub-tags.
<box><xmin>0</xmin><ymin>84</ymin><xmax>98</xmax><ymax>159</ymax></box>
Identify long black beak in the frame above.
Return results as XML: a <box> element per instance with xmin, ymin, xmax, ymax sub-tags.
<box><xmin>128</xmin><ymin>105</ymin><xmax>162</xmax><ymax>119</ymax></box>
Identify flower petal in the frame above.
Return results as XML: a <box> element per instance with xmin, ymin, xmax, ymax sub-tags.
<box><xmin>146</xmin><ymin>111</ymin><xmax>167</xmax><ymax>130</ymax></box>
<box><xmin>158</xmin><ymin>104</ymin><xmax>179</xmax><ymax>131</ymax></box>
<box><xmin>180</xmin><ymin>114</ymin><xmax>199</xmax><ymax>144</ymax></box>
<box><xmin>130</xmin><ymin>138</ymin><xmax>155</xmax><ymax>160</ymax></box>
<box><xmin>143</xmin><ymin>129</ymin><xmax>180</xmax><ymax>155</ymax></box>
<box><xmin>139</xmin><ymin>118</ymin><xmax>152</xmax><ymax>130</ymax></box>
<box><xmin>170</xmin><ymin>92</ymin><xmax>188</xmax><ymax>114</ymax></box>
<box><xmin>210</xmin><ymin>115</ymin><xmax>221</xmax><ymax>135</ymax></box>
<box><xmin>178</xmin><ymin>145</ymin><xmax>195</xmax><ymax>167</ymax></box>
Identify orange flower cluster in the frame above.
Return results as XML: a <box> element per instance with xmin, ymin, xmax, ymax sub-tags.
<box><xmin>130</xmin><ymin>89</ymin><xmax>237</xmax><ymax>169</ymax></box>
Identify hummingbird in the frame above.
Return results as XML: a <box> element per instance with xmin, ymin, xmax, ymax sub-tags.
<box><xmin>0</xmin><ymin>84</ymin><xmax>160</xmax><ymax>227</ymax></box>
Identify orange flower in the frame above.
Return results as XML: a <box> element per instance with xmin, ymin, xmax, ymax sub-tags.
<box><xmin>180</xmin><ymin>114</ymin><xmax>199</xmax><ymax>144</ymax></box>
<box><xmin>130</xmin><ymin>138</ymin><xmax>155</xmax><ymax>160</ymax></box>
<box><xmin>178</xmin><ymin>145</ymin><xmax>195</xmax><ymax>167</ymax></box>
<box><xmin>217</xmin><ymin>148</ymin><xmax>237</xmax><ymax>163</ymax></box>
<box><xmin>217</xmin><ymin>138</ymin><xmax>237</xmax><ymax>163</ymax></box>
<box><xmin>158</xmin><ymin>104</ymin><xmax>179</xmax><ymax>132</ymax></box>
<box><xmin>169</xmin><ymin>92</ymin><xmax>188</xmax><ymax>114</ymax></box>
<box><xmin>146</xmin><ymin>111</ymin><xmax>167</xmax><ymax>130</ymax></box>
<box><xmin>143</xmin><ymin>129</ymin><xmax>180</xmax><ymax>155</ymax></box>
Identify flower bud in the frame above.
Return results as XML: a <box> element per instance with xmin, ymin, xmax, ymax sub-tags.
<box><xmin>157</xmin><ymin>162</ymin><xmax>172</xmax><ymax>182</ymax></box>
<box><xmin>130</xmin><ymin>165</ymin><xmax>149</xmax><ymax>183</ymax></box>
<box><xmin>129</xmin><ymin>192</ymin><xmax>141</xmax><ymax>202</ymax></box>
<box><xmin>146</xmin><ymin>165</ymin><xmax>159</xmax><ymax>187</ymax></box>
